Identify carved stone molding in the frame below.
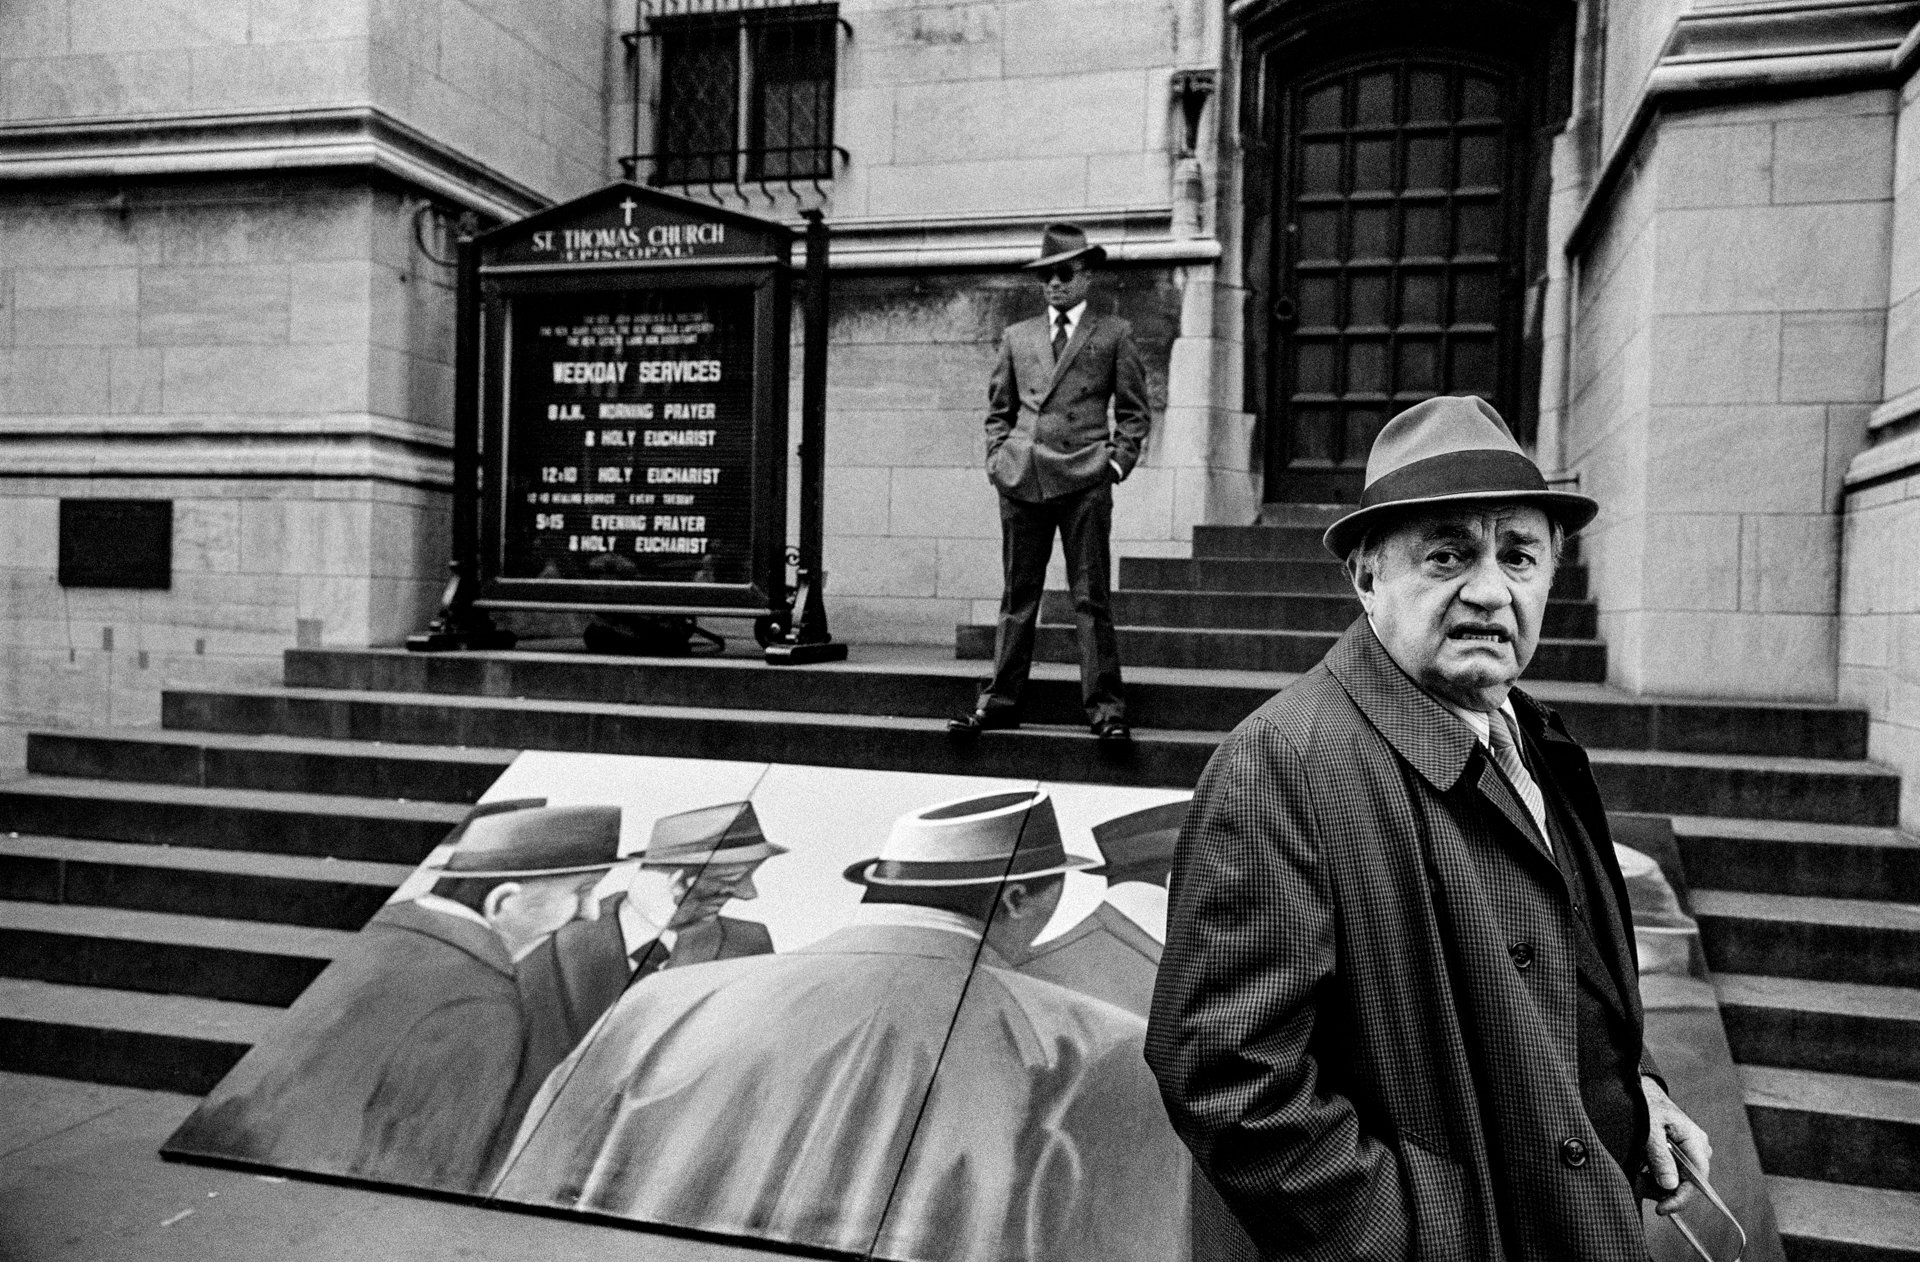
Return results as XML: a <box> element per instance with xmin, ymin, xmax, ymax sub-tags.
<box><xmin>1655</xmin><ymin>0</ymin><xmax>1920</xmax><ymax>90</ymax></box>
<box><xmin>1568</xmin><ymin>0</ymin><xmax>1920</xmax><ymax>257</ymax></box>
<box><xmin>0</xmin><ymin>107</ymin><xmax>549</xmax><ymax>221</ymax></box>
<box><xmin>0</xmin><ymin>415</ymin><xmax>454</xmax><ymax>488</ymax></box>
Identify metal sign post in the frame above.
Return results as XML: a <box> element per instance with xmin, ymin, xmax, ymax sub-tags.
<box><xmin>763</xmin><ymin>210</ymin><xmax>847</xmax><ymax>665</ymax></box>
<box><xmin>407</xmin><ymin>229</ymin><xmax>517</xmax><ymax>651</ymax></box>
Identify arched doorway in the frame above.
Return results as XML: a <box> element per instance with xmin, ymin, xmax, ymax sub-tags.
<box><xmin>1238</xmin><ymin>1</ymin><xmax>1572</xmax><ymax>504</ymax></box>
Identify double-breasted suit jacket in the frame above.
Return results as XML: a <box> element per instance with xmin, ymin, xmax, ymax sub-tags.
<box><xmin>1146</xmin><ymin>619</ymin><xmax>1654</xmax><ymax>1262</ymax></box>
<box><xmin>984</xmin><ymin>309</ymin><xmax>1151</xmax><ymax>503</ymax></box>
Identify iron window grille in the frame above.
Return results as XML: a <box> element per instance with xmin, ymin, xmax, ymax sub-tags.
<box><xmin>623</xmin><ymin>1</ymin><xmax>847</xmax><ymax>191</ymax></box>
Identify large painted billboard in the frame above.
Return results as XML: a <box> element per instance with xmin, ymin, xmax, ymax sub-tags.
<box><xmin>162</xmin><ymin>753</ymin><xmax>1775</xmax><ymax>1262</ymax></box>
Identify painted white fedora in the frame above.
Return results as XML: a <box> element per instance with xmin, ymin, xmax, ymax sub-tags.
<box><xmin>1321</xmin><ymin>394</ymin><xmax>1598</xmax><ymax>559</ymax></box>
<box><xmin>843</xmin><ymin>788</ymin><xmax>1096</xmax><ymax>888</ymax></box>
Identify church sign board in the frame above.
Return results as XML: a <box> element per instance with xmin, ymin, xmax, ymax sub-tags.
<box><xmin>474</xmin><ymin>185</ymin><xmax>791</xmax><ymax>616</ymax></box>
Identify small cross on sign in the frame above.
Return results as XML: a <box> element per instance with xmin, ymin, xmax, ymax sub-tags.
<box><xmin>618</xmin><ymin>197</ymin><xmax>638</xmax><ymax>225</ymax></box>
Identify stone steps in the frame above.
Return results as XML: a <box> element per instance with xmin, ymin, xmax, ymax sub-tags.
<box><xmin>1767</xmin><ymin>1175</ymin><xmax>1920</xmax><ymax>1261</ymax></box>
<box><xmin>956</xmin><ymin>622</ymin><xmax>1610</xmax><ymax>680</ymax></box>
<box><xmin>1038</xmin><ymin>588</ymin><xmax>1601</xmax><ymax>637</ymax></box>
<box><xmin>143</xmin><ymin>685</ymin><xmax>1899</xmax><ymax>823</ymax></box>
<box><xmin>1716</xmin><ymin>975</ymin><xmax>1920</xmax><ymax>1081</ymax></box>
<box><xmin>1695</xmin><ymin>891</ymin><xmax>1920</xmax><ymax>989</ymax></box>
<box><xmin>1119</xmin><ymin>554</ymin><xmax>1591</xmax><ymax>598</ymax></box>
<box><xmin>0</xmin><ymin>977</ymin><xmax>276</xmax><ymax>1095</ymax></box>
<box><xmin>280</xmin><ymin>648</ymin><xmax>1871</xmax><ymax>760</ymax></box>
<box><xmin>0</xmin><ymin>776</ymin><xmax>466</xmax><ymax>864</ymax></box>
<box><xmin>0</xmin><ymin>899</ymin><xmax>349</xmax><ymax>1007</ymax></box>
<box><xmin>1675</xmin><ymin>816</ymin><xmax>1920</xmax><ymax>903</ymax></box>
<box><xmin>0</xmin><ymin>834</ymin><xmax>411</xmax><ymax>930</ymax></box>
<box><xmin>1742</xmin><ymin>1066</ymin><xmax>1920</xmax><ymax>1193</ymax></box>
<box><xmin>0</xmin><ymin>623</ymin><xmax>1904</xmax><ymax>1262</ymax></box>
<box><xmin>25</xmin><ymin>728</ymin><xmax>512</xmax><ymax>804</ymax></box>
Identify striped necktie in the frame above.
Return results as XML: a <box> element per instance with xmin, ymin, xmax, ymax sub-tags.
<box><xmin>1052</xmin><ymin>310</ymin><xmax>1070</xmax><ymax>361</ymax></box>
<box><xmin>1487</xmin><ymin>710</ymin><xmax>1550</xmax><ymax>849</ymax></box>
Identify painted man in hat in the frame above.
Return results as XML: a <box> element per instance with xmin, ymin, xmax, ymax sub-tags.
<box><xmin>167</xmin><ymin>802</ymin><xmax>622</xmax><ymax>1195</ymax></box>
<box><xmin>1146</xmin><ymin>396</ymin><xmax>1711</xmax><ymax>1261</ymax></box>
<box><xmin>514</xmin><ymin>800</ymin><xmax>780</xmax><ymax>1100</ymax></box>
<box><xmin>950</xmin><ymin>222</ymin><xmax>1153</xmax><ymax>742</ymax></box>
<box><xmin>492</xmin><ymin>789</ymin><xmax>1188</xmax><ymax>1262</ymax></box>
<box><xmin>1016</xmin><ymin>797</ymin><xmax>1187</xmax><ymax>1015</ymax></box>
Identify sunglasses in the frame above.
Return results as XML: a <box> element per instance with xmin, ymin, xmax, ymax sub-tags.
<box><xmin>1041</xmin><ymin>264</ymin><xmax>1082</xmax><ymax>283</ymax></box>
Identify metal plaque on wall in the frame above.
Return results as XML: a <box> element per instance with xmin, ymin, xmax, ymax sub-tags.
<box><xmin>58</xmin><ymin>499</ymin><xmax>172</xmax><ymax>590</ymax></box>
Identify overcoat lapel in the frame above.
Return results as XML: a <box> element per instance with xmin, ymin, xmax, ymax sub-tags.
<box><xmin>1521</xmin><ymin>707</ymin><xmax>1645</xmax><ymax>1032</ymax></box>
<box><xmin>1326</xmin><ymin>618</ymin><xmax>1568</xmax><ymax>888</ymax></box>
<box><xmin>1042</xmin><ymin>310</ymin><xmax>1097</xmax><ymax>402</ymax></box>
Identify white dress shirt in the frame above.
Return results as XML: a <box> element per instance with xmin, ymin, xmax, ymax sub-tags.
<box><xmin>619</xmin><ymin>895</ymin><xmax>678</xmax><ymax>959</ymax></box>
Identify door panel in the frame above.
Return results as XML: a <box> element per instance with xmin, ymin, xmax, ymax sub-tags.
<box><xmin>1266</xmin><ymin>56</ymin><xmax>1525</xmax><ymax>503</ymax></box>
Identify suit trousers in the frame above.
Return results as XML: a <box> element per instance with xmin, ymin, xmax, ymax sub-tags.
<box><xmin>982</xmin><ymin>480</ymin><xmax>1124</xmax><ymax>723</ymax></box>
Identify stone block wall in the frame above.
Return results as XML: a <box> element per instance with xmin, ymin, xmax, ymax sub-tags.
<box><xmin>1840</xmin><ymin>454</ymin><xmax>1920</xmax><ymax>828</ymax></box>
<box><xmin>1566</xmin><ymin>89</ymin><xmax>1894</xmax><ymax>700</ymax></box>
<box><xmin>1838</xmin><ymin>71</ymin><xmax>1920</xmax><ymax>830</ymax></box>
<box><xmin>0</xmin><ymin>174</ymin><xmax>458</xmax><ymax>761</ymax></box>
<box><xmin>781</xmin><ymin>0</ymin><xmax>1181</xmax><ymax>221</ymax></box>
<box><xmin>1</xmin><ymin>0</ymin><xmax>612</xmax><ymax>204</ymax></box>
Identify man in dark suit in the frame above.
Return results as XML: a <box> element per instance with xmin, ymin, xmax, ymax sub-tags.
<box><xmin>1146</xmin><ymin>396</ymin><xmax>1712</xmax><ymax>1261</ymax></box>
<box><xmin>950</xmin><ymin>223</ymin><xmax>1152</xmax><ymax>742</ymax></box>
<box><xmin>165</xmin><ymin>803</ymin><xmax>622</xmax><ymax>1194</ymax></box>
<box><xmin>513</xmin><ymin>800</ymin><xmax>780</xmax><ymax>1106</ymax></box>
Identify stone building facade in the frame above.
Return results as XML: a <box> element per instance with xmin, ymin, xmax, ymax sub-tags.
<box><xmin>0</xmin><ymin>0</ymin><xmax>1916</xmax><ymax>824</ymax></box>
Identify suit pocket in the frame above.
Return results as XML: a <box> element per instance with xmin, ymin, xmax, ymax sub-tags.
<box><xmin>1400</xmin><ymin>1132</ymin><xmax>1472</xmax><ymax>1262</ymax></box>
<box><xmin>987</xmin><ymin>429</ymin><xmax>1030</xmax><ymax>491</ymax></box>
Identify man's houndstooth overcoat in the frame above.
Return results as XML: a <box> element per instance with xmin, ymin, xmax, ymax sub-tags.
<box><xmin>1146</xmin><ymin>618</ymin><xmax>1654</xmax><ymax>1262</ymax></box>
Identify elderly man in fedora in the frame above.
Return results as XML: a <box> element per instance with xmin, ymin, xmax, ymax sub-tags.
<box><xmin>494</xmin><ymin>789</ymin><xmax>1188</xmax><ymax>1262</ymax></box>
<box><xmin>1146</xmin><ymin>396</ymin><xmax>1712</xmax><ymax>1261</ymax></box>
<box><xmin>950</xmin><ymin>222</ymin><xmax>1153</xmax><ymax>743</ymax></box>
<box><xmin>169</xmin><ymin>802</ymin><xmax>622</xmax><ymax>1194</ymax></box>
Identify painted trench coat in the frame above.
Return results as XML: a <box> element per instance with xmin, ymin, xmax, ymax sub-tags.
<box><xmin>493</xmin><ymin>923</ymin><xmax>1188</xmax><ymax>1262</ymax></box>
<box><xmin>1146</xmin><ymin>619</ymin><xmax>1653</xmax><ymax>1262</ymax></box>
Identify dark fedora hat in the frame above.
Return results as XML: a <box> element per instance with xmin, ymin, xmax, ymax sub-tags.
<box><xmin>1021</xmin><ymin>222</ymin><xmax>1107</xmax><ymax>271</ymax></box>
<box><xmin>439</xmin><ymin>804</ymin><xmax>624</xmax><ymax>879</ymax></box>
<box><xmin>843</xmin><ymin>789</ymin><xmax>1095</xmax><ymax>888</ymax></box>
<box><xmin>1321</xmin><ymin>395</ymin><xmax>1598</xmax><ymax>559</ymax></box>
<box><xmin>1087</xmin><ymin>798</ymin><xmax>1189</xmax><ymax>877</ymax></box>
<box><xmin>440</xmin><ymin>796</ymin><xmax>547</xmax><ymax>848</ymax></box>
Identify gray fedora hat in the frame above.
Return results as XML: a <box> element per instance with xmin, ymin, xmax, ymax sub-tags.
<box><xmin>1021</xmin><ymin>222</ymin><xmax>1107</xmax><ymax>271</ymax></box>
<box><xmin>641</xmin><ymin>800</ymin><xmax>786</xmax><ymax>868</ymax></box>
<box><xmin>843</xmin><ymin>789</ymin><xmax>1096</xmax><ymax>888</ymax></box>
<box><xmin>1321</xmin><ymin>395</ymin><xmax>1598</xmax><ymax>559</ymax></box>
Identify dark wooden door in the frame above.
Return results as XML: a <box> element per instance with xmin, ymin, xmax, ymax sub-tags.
<box><xmin>1264</xmin><ymin>57</ymin><xmax>1527</xmax><ymax>503</ymax></box>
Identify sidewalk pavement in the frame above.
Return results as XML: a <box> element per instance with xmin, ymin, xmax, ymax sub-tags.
<box><xmin>0</xmin><ymin>1071</ymin><xmax>777</xmax><ymax>1262</ymax></box>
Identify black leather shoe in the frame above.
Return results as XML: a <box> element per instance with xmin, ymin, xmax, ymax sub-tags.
<box><xmin>948</xmin><ymin>709</ymin><xmax>1020</xmax><ymax>735</ymax></box>
<box><xmin>1090</xmin><ymin>718</ymin><xmax>1132</xmax><ymax>743</ymax></box>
